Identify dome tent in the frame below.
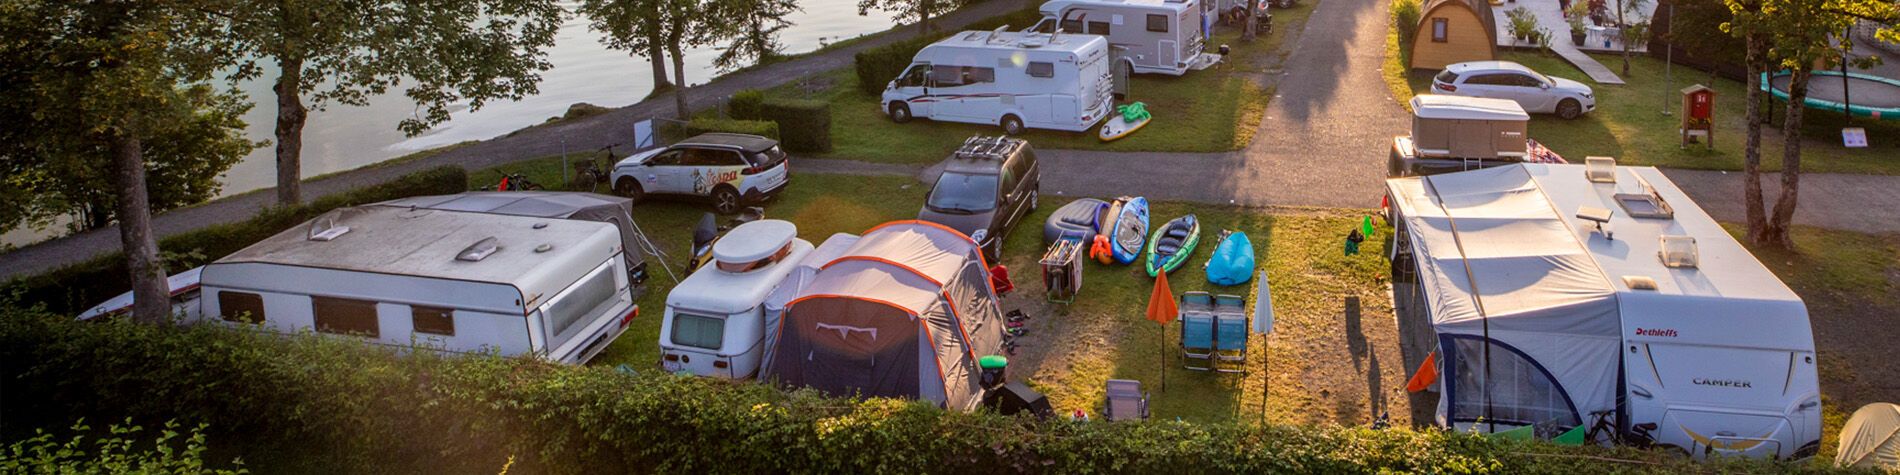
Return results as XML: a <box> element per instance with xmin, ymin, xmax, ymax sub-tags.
<box><xmin>1838</xmin><ymin>403</ymin><xmax>1900</xmax><ymax>470</ymax></box>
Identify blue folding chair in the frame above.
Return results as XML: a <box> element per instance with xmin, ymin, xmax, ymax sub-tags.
<box><xmin>1179</xmin><ymin>291</ymin><xmax>1214</xmax><ymax>370</ymax></box>
<box><xmin>1213</xmin><ymin>294</ymin><xmax>1248</xmax><ymax>373</ymax></box>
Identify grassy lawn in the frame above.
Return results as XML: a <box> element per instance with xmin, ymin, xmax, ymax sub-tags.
<box><xmin>744</xmin><ymin>7</ymin><xmax>1315</xmax><ymax>163</ymax></box>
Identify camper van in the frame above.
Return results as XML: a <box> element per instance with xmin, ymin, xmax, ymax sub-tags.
<box><xmin>197</xmin><ymin>205</ymin><xmax>639</xmax><ymax>365</ymax></box>
<box><xmin>658</xmin><ymin>219</ymin><xmax>814</xmax><ymax>379</ymax></box>
<box><xmin>1032</xmin><ymin>0</ymin><xmax>1218</xmax><ymax>76</ymax></box>
<box><xmin>883</xmin><ymin>29</ymin><xmax>1115</xmax><ymax>135</ymax></box>
<box><xmin>1386</xmin><ymin>163</ymin><xmax>1821</xmax><ymax>460</ymax></box>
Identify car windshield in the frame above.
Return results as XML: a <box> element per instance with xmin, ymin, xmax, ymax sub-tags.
<box><xmin>926</xmin><ymin>172</ymin><xmax>998</xmax><ymax>213</ymax></box>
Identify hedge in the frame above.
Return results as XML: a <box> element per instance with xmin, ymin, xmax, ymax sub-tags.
<box><xmin>685</xmin><ymin>118</ymin><xmax>780</xmax><ymax>141</ymax></box>
<box><xmin>0</xmin><ymin>165</ymin><xmax>467</xmax><ymax>316</ymax></box>
<box><xmin>759</xmin><ymin>98</ymin><xmax>832</xmax><ymax>153</ymax></box>
<box><xmin>729</xmin><ymin>89</ymin><xmax>767</xmax><ymax>120</ymax></box>
<box><xmin>0</xmin><ymin>311</ymin><xmax>1835</xmax><ymax>474</ymax></box>
<box><xmin>852</xmin><ymin>6</ymin><xmax>1048</xmax><ymax>97</ymax></box>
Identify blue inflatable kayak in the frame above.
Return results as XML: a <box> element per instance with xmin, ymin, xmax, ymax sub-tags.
<box><xmin>1108</xmin><ymin>196</ymin><xmax>1149</xmax><ymax>264</ymax></box>
<box><xmin>1205</xmin><ymin>230</ymin><xmax>1254</xmax><ymax>285</ymax></box>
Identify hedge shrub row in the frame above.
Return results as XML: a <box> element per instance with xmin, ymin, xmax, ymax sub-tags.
<box><xmin>760</xmin><ymin>99</ymin><xmax>832</xmax><ymax>153</ymax></box>
<box><xmin>728</xmin><ymin>89</ymin><xmax>767</xmax><ymax>121</ymax></box>
<box><xmin>0</xmin><ymin>165</ymin><xmax>467</xmax><ymax>316</ymax></box>
<box><xmin>686</xmin><ymin>118</ymin><xmax>780</xmax><ymax>141</ymax></box>
<box><xmin>852</xmin><ymin>6</ymin><xmax>1048</xmax><ymax>97</ymax></box>
<box><xmin>0</xmin><ymin>311</ymin><xmax>1827</xmax><ymax>474</ymax></box>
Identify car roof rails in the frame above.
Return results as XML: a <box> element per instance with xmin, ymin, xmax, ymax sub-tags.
<box><xmin>955</xmin><ymin>135</ymin><xmax>1020</xmax><ymax>161</ymax></box>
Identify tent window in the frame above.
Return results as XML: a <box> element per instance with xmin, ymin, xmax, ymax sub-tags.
<box><xmin>412</xmin><ymin>305</ymin><xmax>455</xmax><ymax>336</ymax></box>
<box><xmin>672</xmin><ymin>313</ymin><xmax>726</xmax><ymax>350</ymax></box>
<box><xmin>313</xmin><ymin>296</ymin><xmax>379</xmax><ymax>338</ymax></box>
<box><xmin>218</xmin><ymin>291</ymin><xmax>265</xmax><ymax>323</ymax></box>
<box><xmin>1446</xmin><ymin>337</ymin><xmax>1581</xmax><ymax>429</ymax></box>
<box><xmin>1432</xmin><ymin>18</ymin><xmax>1448</xmax><ymax>43</ymax></box>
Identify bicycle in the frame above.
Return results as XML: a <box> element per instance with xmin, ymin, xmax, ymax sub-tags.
<box><xmin>1584</xmin><ymin>409</ymin><xmax>1688</xmax><ymax>455</ymax></box>
<box><xmin>480</xmin><ymin>170</ymin><xmax>544</xmax><ymax>191</ymax></box>
<box><xmin>571</xmin><ymin>144</ymin><xmax>618</xmax><ymax>192</ymax></box>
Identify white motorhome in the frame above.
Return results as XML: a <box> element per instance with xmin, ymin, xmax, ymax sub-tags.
<box><xmin>882</xmin><ymin>29</ymin><xmax>1115</xmax><ymax>135</ymax></box>
<box><xmin>1032</xmin><ymin>0</ymin><xmax>1218</xmax><ymax>76</ymax></box>
<box><xmin>197</xmin><ymin>206</ymin><xmax>639</xmax><ymax>365</ymax></box>
<box><xmin>658</xmin><ymin>219</ymin><xmax>814</xmax><ymax>379</ymax></box>
<box><xmin>1387</xmin><ymin>162</ymin><xmax>1821</xmax><ymax>459</ymax></box>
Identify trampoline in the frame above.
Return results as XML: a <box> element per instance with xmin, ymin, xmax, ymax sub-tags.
<box><xmin>1762</xmin><ymin>70</ymin><xmax>1900</xmax><ymax>120</ymax></box>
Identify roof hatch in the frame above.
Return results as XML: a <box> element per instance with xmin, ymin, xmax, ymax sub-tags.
<box><xmin>456</xmin><ymin>237</ymin><xmax>501</xmax><ymax>262</ymax></box>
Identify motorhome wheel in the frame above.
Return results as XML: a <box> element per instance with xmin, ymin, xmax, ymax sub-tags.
<box><xmin>615</xmin><ymin>177</ymin><xmax>645</xmax><ymax>204</ymax></box>
<box><xmin>1557</xmin><ymin>99</ymin><xmax>1582</xmax><ymax>120</ymax></box>
<box><xmin>889</xmin><ymin>102</ymin><xmax>912</xmax><ymax>123</ymax></box>
<box><xmin>1001</xmin><ymin>115</ymin><xmax>1025</xmax><ymax>136</ymax></box>
<box><xmin>712</xmin><ymin>186</ymin><xmax>741</xmax><ymax>214</ymax></box>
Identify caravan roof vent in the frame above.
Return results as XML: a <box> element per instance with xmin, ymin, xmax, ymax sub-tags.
<box><xmin>456</xmin><ymin>237</ymin><xmax>501</xmax><ymax>262</ymax></box>
<box><xmin>307</xmin><ymin>212</ymin><xmax>350</xmax><ymax>241</ymax></box>
<box><xmin>1585</xmin><ymin>156</ymin><xmax>1617</xmax><ymax>183</ymax></box>
<box><xmin>1622</xmin><ymin>275</ymin><xmax>1658</xmax><ymax>290</ymax></box>
<box><xmin>1658</xmin><ymin>235</ymin><xmax>1698</xmax><ymax>268</ymax></box>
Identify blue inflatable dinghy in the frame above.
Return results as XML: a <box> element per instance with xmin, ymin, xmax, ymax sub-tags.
<box><xmin>1205</xmin><ymin>230</ymin><xmax>1254</xmax><ymax>285</ymax></box>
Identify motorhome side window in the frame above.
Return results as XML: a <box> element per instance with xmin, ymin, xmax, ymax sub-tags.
<box><xmin>1026</xmin><ymin>62</ymin><xmax>1055</xmax><ymax>78</ymax></box>
<box><xmin>1060</xmin><ymin>18</ymin><xmax>1084</xmax><ymax>33</ymax></box>
<box><xmin>929</xmin><ymin>65</ymin><xmax>995</xmax><ymax>87</ymax></box>
<box><xmin>546</xmin><ymin>266</ymin><xmax>618</xmax><ymax>342</ymax></box>
<box><xmin>412</xmin><ymin>305</ymin><xmax>454</xmax><ymax>336</ymax></box>
<box><xmin>1146</xmin><ymin>14</ymin><xmax>1168</xmax><ymax>33</ymax></box>
<box><xmin>1088</xmin><ymin>21</ymin><xmax>1110</xmax><ymax>35</ymax></box>
<box><xmin>218</xmin><ymin>291</ymin><xmax>265</xmax><ymax>323</ymax></box>
<box><xmin>312</xmin><ymin>296</ymin><xmax>380</xmax><ymax>338</ymax></box>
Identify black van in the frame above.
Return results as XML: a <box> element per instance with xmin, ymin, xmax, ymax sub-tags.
<box><xmin>917</xmin><ymin>136</ymin><xmax>1040</xmax><ymax>260</ymax></box>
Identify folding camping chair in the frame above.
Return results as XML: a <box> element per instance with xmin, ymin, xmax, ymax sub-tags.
<box><xmin>1179</xmin><ymin>291</ymin><xmax>1215</xmax><ymax>371</ymax></box>
<box><xmin>1213</xmin><ymin>294</ymin><xmax>1249</xmax><ymax>373</ymax></box>
<box><xmin>1103</xmin><ymin>379</ymin><xmax>1150</xmax><ymax>422</ymax></box>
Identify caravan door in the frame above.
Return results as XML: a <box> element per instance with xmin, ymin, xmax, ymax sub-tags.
<box><xmin>892</xmin><ymin>64</ymin><xmax>935</xmax><ymax>118</ymax></box>
<box><xmin>929</xmin><ymin>64</ymin><xmax>997</xmax><ymax>122</ymax></box>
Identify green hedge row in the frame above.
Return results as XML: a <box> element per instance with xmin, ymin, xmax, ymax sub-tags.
<box><xmin>0</xmin><ymin>311</ymin><xmax>1830</xmax><ymax>474</ymax></box>
<box><xmin>852</xmin><ymin>6</ymin><xmax>1048</xmax><ymax>97</ymax></box>
<box><xmin>686</xmin><ymin>118</ymin><xmax>780</xmax><ymax>141</ymax></box>
<box><xmin>728</xmin><ymin>91</ymin><xmax>831</xmax><ymax>153</ymax></box>
<box><xmin>0</xmin><ymin>165</ymin><xmax>467</xmax><ymax>316</ymax></box>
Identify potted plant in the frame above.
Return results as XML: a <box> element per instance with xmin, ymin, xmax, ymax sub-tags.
<box><xmin>1506</xmin><ymin>7</ymin><xmax>1538</xmax><ymax>43</ymax></box>
<box><xmin>1566</xmin><ymin>1</ymin><xmax>1590</xmax><ymax>46</ymax></box>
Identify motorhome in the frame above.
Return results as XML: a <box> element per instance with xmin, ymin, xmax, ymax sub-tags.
<box><xmin>883</xmin><ymin>29</ymin><xmax>1115</xmax><ymax>135</ymax></box>
<box><xmin>658</xmin><ymin>219</ymin><xmax>814</xmax><ymax>379</ymax></box>
<box><xmin>197</xmin><ymin>205</ymin><xmax>639</xmax><ymax>365</ymax></box>
<box><xmin>1032</xmin><ymin>0</ymin><xmax>1219</xmax><ymax>76</ymax></box>
<box><xmin>1386</xmin><ymin>162</ymin><xmax>1821</xmax><ymax>459</ymax></box>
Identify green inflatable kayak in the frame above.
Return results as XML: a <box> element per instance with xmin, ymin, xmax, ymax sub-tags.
<box><xmin>1145</xmin><ymin>214</ymin><xmax>1200</xmax><ymax>277</ymax></box>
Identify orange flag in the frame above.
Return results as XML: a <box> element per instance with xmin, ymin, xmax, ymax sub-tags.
<box><xmin>1406</xmin><ymin>351</ymin><xmax>1439</xmax><ymax>393</ymax></box>
<box><xmin>1145</xmin><ymin>269</ymin><xmax>1178</xmax><ymax>324</ymax></box>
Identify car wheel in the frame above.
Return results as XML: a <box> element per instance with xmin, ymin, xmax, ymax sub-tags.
<box><xmin>1557</xmin><ymin>99</ymin><xmax>1582</xmax><ymax>120</ymax></box>
<box><xmin>1001</xmin><ymin>115</ymin><xmax>1025</xmax><ymax>136</ymax></box>
<box><xmin>615</xmin><ymin>177</ymin><xmax>644</xmax><ymax>204</ymax></box>
<box><xmin>889</xmin><ymin>102</ymin><xmax>912</xmax><ymax>123</ymax></box>
<box><xmin>712</xmin><ymin>186</ymin><xmax>741</xmax><ymax>214</ymax></box>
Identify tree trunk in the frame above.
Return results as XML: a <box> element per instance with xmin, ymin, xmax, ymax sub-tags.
<box><xmin>646</xmin><ymin>15</ymin><xmax>672</xmax><ymax>92</ymax></box>
<box><xmin>1766</xmin><ymin>68</ymin><xmax>1809</xmax><ymax>249</ymax></box>
<box><xmin>919</xmin><ymin>0</ymin><xmax>936</xmax><ymax>35</ymax></box>
<box><xmin>1741</xmin><ymin>33</ymin><xmax>1768</xmax><ymax>244</ymax></box>
<box><xmin>669</xmin><ymin>40</ymin><xmax>689</xmax><ymax>120</ymax></box>
<box><xmin>1616</xmin><ymin>0</ymin><xmax>1629</xmax><ymax>76</ymax></box>
<box><xmin>1242</xmin><ymin>0</ymin><xmax>1260</xmax><ymax>42</ymax></box>
<box><xmin>273</xmin><ymin>55</ymin><xmax>309</xmax><ymax>206</ymax></box>
<box><xmin>109</xmin><ymin>118</ymin><xmax>169</xmax><ymax>324</ymax></box>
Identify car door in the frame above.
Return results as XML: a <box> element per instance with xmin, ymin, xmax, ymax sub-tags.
<box><xmin>1510</xmin><ymin>73</ymin><xmax>1555</xmax><ymax>112</ymax></box>
<box><xmin>690</xmin><ymin>149</ymin><xmax>748</xmax><ymax>196</ymax></box>
<box><xmin>641</xmin><ymin>149</ymin><xmax>690</xmax><ymax>194</ymax></box>
<box><xmin>892</xmin><ymin>64</ymin><xmax>934</xmax><ymax>118</ymax></box>
<box><xmin>995</xmin><ymin>161</ymin><xmax>1023</xmax><ymax>235</ymax></box>
<box><xmin>929</xmin><ymin>65</ymin><xmax>981</xmax><ymax>121</ymax></box>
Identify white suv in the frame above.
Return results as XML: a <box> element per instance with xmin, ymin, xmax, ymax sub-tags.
<box><xmin>611</xmin><ymin>133</ymin><xmax>790</xmax><ymax>214</ymax></box>
<box><xmin>1431</xmin><ymin>61</ymin><xmax>1596</xmax><ymax>119</ymax></box>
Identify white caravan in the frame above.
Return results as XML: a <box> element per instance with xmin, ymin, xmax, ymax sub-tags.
<box><xmin>883</xmin><ymin>29</ymin><xmax>1115</xmax><ymax>135</ymax></box>
<box><xmin>197</xmin><ymin>205</ymin><xmax>639</xmax><ymax>365</ymax></box>
<box><xmin>1032</xmin><ymin>0</ymin><xmax>1218</xmax><ymax>76</ymax></box>
<box><xmin>658</xmin><ymin>220</ymin><xmax>814</xmax><ymax>379</ymax></box>
<box><xmin>1386</xmin><ymin>162</ymin><xmax>1821</xmax><ymax>459</ymax></box>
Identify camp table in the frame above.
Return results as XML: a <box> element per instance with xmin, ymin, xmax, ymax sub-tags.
<box><xmin>1040</xmin><ymin>233</ymin><xmax>1086</xmax><ymax>304</ymax></box>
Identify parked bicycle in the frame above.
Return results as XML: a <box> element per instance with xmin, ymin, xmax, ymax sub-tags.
<box><xmin>480</xmin><ymin>170</ymin><xmax>544</xmax><ymax>191</ymax></box>
<box><xmin>570</xmin><ymin>144</ymin><xmax>618</xmax><ymax>192</ymax></box>
<box><xmin>1583</xmin><ymin>409</ymin><xmax>1687</xmax><ymax>455</ymax></box>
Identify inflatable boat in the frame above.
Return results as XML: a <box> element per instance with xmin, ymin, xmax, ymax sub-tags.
<box><xmin>1145</xmin><ymin>214</ymin><xmax>1200</xmax><ymax>276</ymax></box>
<box><xmin>1107</xmin><ymin>197</ymin><xmax>1149</xmax><ymax>264</ymax></box>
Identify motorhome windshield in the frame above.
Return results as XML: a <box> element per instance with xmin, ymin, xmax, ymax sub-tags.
<box><xmin>926</xmin><ymin>172</ymin><xmax>999</xmax><ymax>214</ymax></box>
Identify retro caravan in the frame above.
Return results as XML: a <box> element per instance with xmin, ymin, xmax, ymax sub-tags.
<box><xmin>658</xmin><ymin>219</ymin><xmax>815</xmax><ymax>379</ymax></box>
<box><xmin>883</xmin><ymin>29</ymin><xmax>1114</xmax><ymax>135</ymax></box>
<box><xmin>197</xmin><ymin>205</ymin><xmax>639</xmax><ymax>365</ymax></box>
<box><xmin>1032</xmin><ymin>0</ymin><xmax>1219</xmax><ymax>76</ymax></box>
<box><xmin>1386</xmin><ymin>162</ymin><xmax>1820</xmax><ymax>459</ymax></box>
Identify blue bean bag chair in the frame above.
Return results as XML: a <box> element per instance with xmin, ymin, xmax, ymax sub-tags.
<box><xmin>1205</xmin><ymin>230</ymin><xmax>1254</xmax><ymax>286</ymax></box>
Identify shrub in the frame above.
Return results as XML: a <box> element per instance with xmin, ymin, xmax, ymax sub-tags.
<box><xmin>686</xmin><ymin>118</ymin><xmax>779</xmax><ymax>141</ymax></box>
<box><xmin>729</xmin><ymin>89</ymin><xmax>766</xmax><ymax>120</ymax></box>
<box><xmin>0</xmin><ymin>165</ymin><xmax>467</xmax><ymax>316</ymax></box>
<box><xmin>2</xmin><ymin>420</ymin><xmax>242</xmax><ymax>474</ymax></box>
<box><xmin>758</xmin><ymin>99</ymin><xmax>832</xmax><ymax>153</ymax></box>
<box><xmin>0</xmin><ymin>310</ymin><xmax>1833</xmax><ymax>474</ymax></box>
<box><xmin>1393</xmin><ymin>0</ymin><xmax>1422</xmax><ymax>44</ymax></box>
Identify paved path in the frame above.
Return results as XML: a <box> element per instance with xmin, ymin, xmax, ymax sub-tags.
<box><xmin>1493</xmin><ymin>0</ymin><xmax>1625</xmax><ymax>85</ymax></box>
<box><xmin>1662</xmin><ymin>170</ymin><xmax>1900</xmax><ymax>235</ymax></box>
<box><xmin>0</xmin><ymin>0</ymin><xmax>1029</xmax><ymax>280</ymax></box>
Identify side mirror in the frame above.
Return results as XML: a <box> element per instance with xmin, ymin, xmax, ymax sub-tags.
<box><xmin>1541</xmin><ymin>83</ymin><xmax>1551</xmax><ymax>89</ymax></box>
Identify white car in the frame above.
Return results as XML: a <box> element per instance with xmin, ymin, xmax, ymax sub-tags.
<box><xmin>611</xmin><ymin>133</ymin><xmax>790</xmax><ymax>214</ymax></box>
<box><xmin>1430</xmin><ymin>61</ymin><xmax>1596</xmax><ymax>119</ymax></box>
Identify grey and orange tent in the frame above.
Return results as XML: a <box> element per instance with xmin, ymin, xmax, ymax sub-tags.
<box><xmin>762</xmin><ymin>221</ymin><xmax>1006</xmax><ymax>412</ymax></box>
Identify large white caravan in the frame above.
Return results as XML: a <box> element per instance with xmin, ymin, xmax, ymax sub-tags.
<box><xmin>197</xmin><ymin>205</ymin><xmax>639</xmax><ymax>365</ymax></box>
<box><xmin>658</xmin><ymin>219</ymin><xmax>814</xmax><ymax>379</ymax></box>
<box><xmin>1387</xmin><ymin>162</ymin><xmax>1821</xmax><ymax>460</ymax></box>
<box><xmin>882</xmin><ymin>29</ymin><xmax>1115</xmax><ymax>135</ymax></box>
<box><xmin>1032</xmin><ymin>0</ymin><xmax>1218</xmax><ymax>76</ymax></box>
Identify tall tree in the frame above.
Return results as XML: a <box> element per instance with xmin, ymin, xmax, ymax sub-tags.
<box><xmin>860</xmin><ymin>0</ymin><xmax>956</xmax><ymax>36</ymax></box>
<box><xmin>1615</xmin><ymin>0</ymin><xmax>1653</xmax><ymax>75</ymax></box>
<box><xmin>1</xmin><ymin>0</ymin><xmax>248</xmax><ymax>322</ymax></box>
<box><xmin>203</xmin><ymin>0</ymin><xmax>563</xmax><ymax>206</ymax></box>
<box><xmin>712</xmin><ymin>0</ymin><xmax>800</xmax><ymax>72</ymax></box>
<box><xmin>1664</xmin><ymin>0</ymin><xmax>1747</xmax><ymax>84</ymax></box>
<box><xmin>580</xmin><ymin>0</ymin><xmax>677</xmax><ymax>100</ymax></box>
<box><xmin>589</xmin><ymin>0</ymin><xmax>733</xmax><ymax>119</ymax></box>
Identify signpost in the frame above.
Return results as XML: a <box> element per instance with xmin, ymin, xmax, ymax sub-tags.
<box><xmin>1843</xmin><ymin>127</ymin><xmax>1868</xmax><ymax>148</ymax></box>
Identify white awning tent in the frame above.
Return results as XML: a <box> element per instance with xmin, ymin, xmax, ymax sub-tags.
<box><xmin>1838</xmin><ymin>403</ymin><xmax>1900</xmax><ymax>470</ymax></box>
<box><xmin>1387</xmin><ymin>164</ymin><xmax>1818</xmax><ymax>458</ymax></box>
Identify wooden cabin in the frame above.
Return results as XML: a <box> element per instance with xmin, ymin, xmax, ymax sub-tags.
<box><xmin>1409</xmin><ymin>0</ymin><xmax>1496</xmax><ymax>70</ymax></box>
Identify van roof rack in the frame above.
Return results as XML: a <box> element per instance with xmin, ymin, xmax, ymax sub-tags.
<box><xmin>955</xmin><ymin>136</ymin><xmax>1021</xmax><ymax>161</ymax></box>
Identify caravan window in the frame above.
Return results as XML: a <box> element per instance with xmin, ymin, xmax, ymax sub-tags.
<box><xmin>929</xmin><ymin>66</ymin><xmax>995</xmax><ymax>87</ymax></box>
<box><xmin>1088</xmin><ymin>21</ymin><xmax>1110</xmax><ymax>35</ymax></box>
<box><xmin>545</xmin><ymin>265</ymin><xmax>619</xmax><ymax>343</ymax></box>
<box><xmin>312</xmin><ymin>296</ymin><xmax>380</xmax><ymax>338</ymax></box>
<box><xmin>1060</xmin><ymin>18</ymin><xmax>1084</xmax><ymax>33</ymax></box>
<box><xmin>1146</xmin><ymin>14</ymin><xmax>1169</xmax><ymax>33</ymax></box>
<box><xmin>218</xmin><ymin>291</ymin><xmax>265</xmax><ymax>323</ymax></box>
<box><xmin>1026</xmin><ymin>62</ymin><xmax>1055</xmax><ymax>78</ymax></box>
<box><xmin>412</xmin><ymin>306</ymin><xmax>454</xmax><ymax>336</ymax></box>
<box><xmin>671</xmin><ymin>313</ymin><xmax>725</xmax><ymax>350</ymax></box>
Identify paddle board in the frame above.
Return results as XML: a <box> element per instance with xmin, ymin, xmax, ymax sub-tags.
<box><xmin>1098</xmin><ymin>114</ymin><xmax>1152</xmax><ymax>141</ymax></box>
<box><xmin>1108</xmin><ymin>197</ymin><xmax>1149</xmax><ymax>264</ymax></box>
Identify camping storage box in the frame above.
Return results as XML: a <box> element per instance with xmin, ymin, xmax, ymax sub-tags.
<box><xmin>1407</xmin><ymin>94</ymin><xmax>1528</xmax><ymax>159</ymax></box>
